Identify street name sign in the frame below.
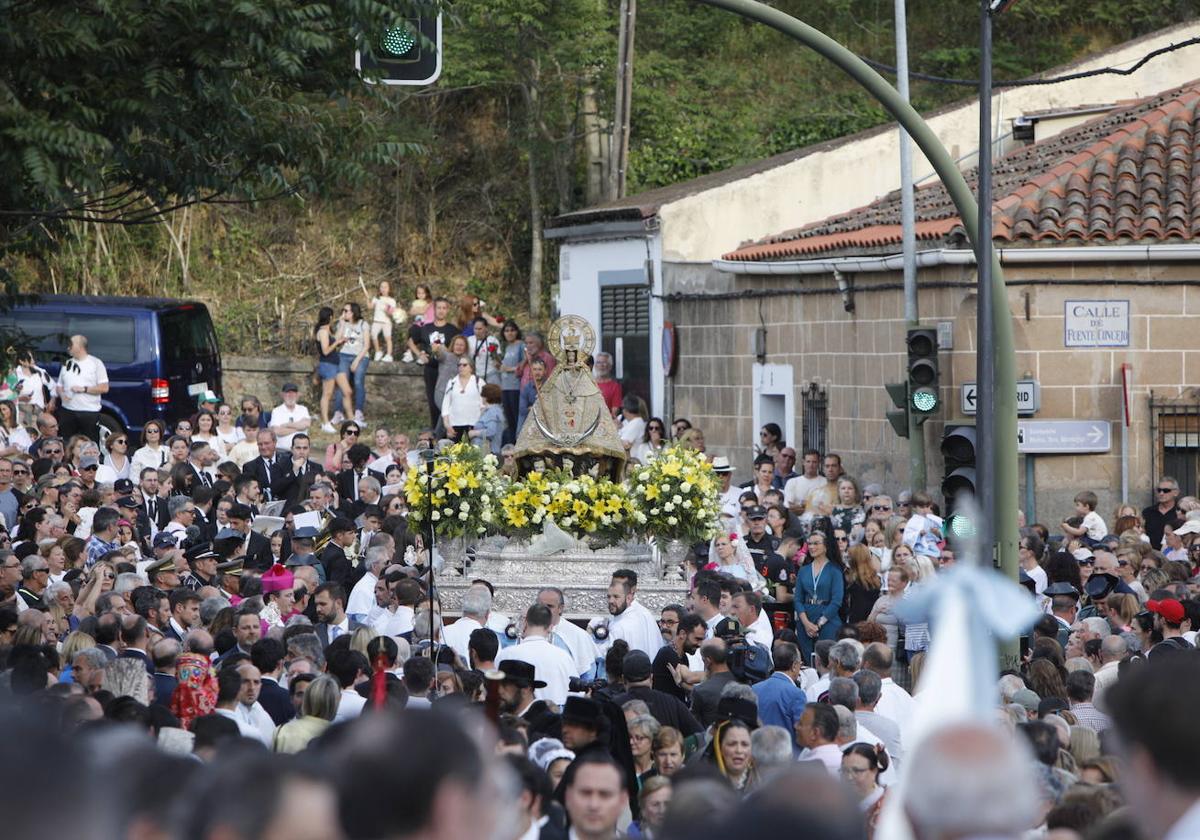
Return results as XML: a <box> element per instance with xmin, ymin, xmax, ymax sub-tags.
<box><xmin>1017</xmin><ymin>420</ymin><xmax>1111</xmax><ymax>454</ymax></box>
<box><xmin>961</xmin><ymin>379</ymin><xmax>1040</xmax><ymax>416</ymax></box>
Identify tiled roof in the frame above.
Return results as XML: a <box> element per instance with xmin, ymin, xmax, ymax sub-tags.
<box><xmin>722</xmin><ymin>80</ymin><xmax>1200</xmax><ymax>261</ymax></box>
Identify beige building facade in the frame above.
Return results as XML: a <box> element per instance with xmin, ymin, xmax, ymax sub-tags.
<box><xmin>664</xmin><ymin>258</ymin><xmax>1200</xmax><ymax>520</ymax></box>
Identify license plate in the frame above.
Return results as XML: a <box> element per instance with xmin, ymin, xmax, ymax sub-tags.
<box><xmin>187</xmin><ymin>382</ymin><xmax>208</xmax><ymax>396</ymax></box>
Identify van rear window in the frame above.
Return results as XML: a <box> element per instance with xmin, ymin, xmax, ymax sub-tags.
<box><xmin>65</xmin><ymin>315</ymin><xmax>136</xmax><ymax>364</ymax></box>
<box><xmin>3</xmin><ymin>312</ymin><xmax>135</xmax><ymax>364</ymax></box>
<box><xmin>160</xmin><ymin>309</ymin><xmax>218</xmax><ymax>361</ymax></box>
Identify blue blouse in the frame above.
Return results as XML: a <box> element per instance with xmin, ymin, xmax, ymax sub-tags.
<box><xmin>794</xmin><ymin>560</ymin><xmax>844</xmax><ymax>624</ymax></box>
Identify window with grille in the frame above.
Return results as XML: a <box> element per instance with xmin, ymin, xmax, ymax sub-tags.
<box><xmin>802</xmin><ymin>382</ymin><xmax>828</xmax><ymax>455</ymax></box>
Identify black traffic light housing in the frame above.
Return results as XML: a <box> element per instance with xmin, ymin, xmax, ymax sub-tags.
<box><xmin>885</xmin><ymin>382</ymin><xmax>910</xmax><ymax>438</ymax></box>
<box><xmin>906</xmin><ymin>326</ymin><xmax>940</xmax><ymax>419</ymax></box>
<box><xmin>356</xmin><ymin>13</ymin><xmax>442</xmax><ymax>86</ymax></box>
<box><xmin>941</xmin><ymin>422</ymin><xmax>977</xmax><ymax>537</ymax></box>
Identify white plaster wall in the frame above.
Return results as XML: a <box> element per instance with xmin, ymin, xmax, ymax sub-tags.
<box><xmin>656</xmin><ymin>22</ymin><xmax>1200</xmax><ymax>262</ymax></box>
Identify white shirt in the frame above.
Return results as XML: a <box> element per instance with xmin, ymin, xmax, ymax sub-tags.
<box><xmin>746</xmin><ymin>610</ymin><xmax>775</xmax><ymax>660</ymax></box>
<box><xmin>798</xmin><ymin>742</ymin><xmax>843</xmax><ymax>775</ymax></box>
<box><xmin>57</xmin><ymin>354</ymin><xmax>108</xmax><ymax>412</ymax></box>
<box><xmin>702</xmin><ymin>611</ymin><xmax>724</xmax><ymax>640</ymax></box>
<box><xmin>442</xmin><ymin>616</ymin><xmax>486</xmax><ymax>665</ymax></box>
<box><xmin>243</xmin><ymin>701</ymin><xmax>276</xmax><ymax>743</ymax></box>
<box><xmin>373</xmin><ymin>605</ymin><xmax>415</xmax><ymax>638</ymax></box>
<box><xmin>441</xmin><ymin>376</ymin><xmax>482</xmax><ymax>428</ymax></box>
<box><xmin>719</xmin><ymin>485</ymin><xmax>743</xmax><ymax>529</ymax></box>
<box><xmin>269</xmin><ymin>402</ymin><xmax>311</xmax><ymax>450</ymax></box>
<box><xmin>552</xmin><ymin>618</ymin><xmax>600</xmax><ymax>677</ymax></box>
<box><xmin>346</xmin><ymin>572</ymin><xmax>379</xmax><ymax>624</ymax></box>
<box><xmin>608</xmin><ymin>599</ymin><xmax>665</xmax><ymax>657</ymax></box>
<box><xmin>875</xmin><ymin>677</ymin><xmax>916</xmax><ymax>740</ymax></box>
<box><xmin>783</xmin><ymin>474</ymin><xmax>827</xmax><ymax>510</ymax></box>
<box><xmin>215</xmin><ymin>707</ymin><xmax>270</xmax><ymax>745</ymax></box>
<box><xmin>496</xmin><ymin>635</ymin><xmax>575</xmax><ymax>706</ymax></box>
<box><xmin>620</xmin><ymin>416</ymin><xmax>645</xmax><ymax>447</ymax></box>
<box><xmin>335</xmin><ymin>689</ymin><xmax>367</xmax><ymax>722</ymax></box>
<box><xmin>1093</xmin><ymin>660</ymin><xmax>1121</xmax><ymax>711</ymax></box>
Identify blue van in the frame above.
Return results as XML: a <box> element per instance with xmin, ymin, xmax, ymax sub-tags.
<box><xmin>1</xmin><ymin>295</ymin><xmax>223</xmax><ymax>436</ymax></box>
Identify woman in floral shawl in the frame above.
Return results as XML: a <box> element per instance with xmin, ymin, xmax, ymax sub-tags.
<box><xmin>170</xmin><ymin>652</ymin><xmax>217</xmax><ymax>730</ymax></box>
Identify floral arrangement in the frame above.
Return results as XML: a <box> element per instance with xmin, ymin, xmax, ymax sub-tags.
<box><xmin>627</xmin><ymin>443</ymin><xmax>721</xmax><ymax>544</ymax></box>
<box><xmin>403</xmin><ymin>442</ymin><xmax>502</xmax><ymax>539</ymax></box>
<box><xmin>498</xmin><ymin>469</ymin><xmax>643</xmax><ymax>545</ymax></box>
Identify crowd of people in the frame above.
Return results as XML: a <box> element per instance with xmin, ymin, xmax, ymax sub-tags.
<box><xmin>1</xmin><ymin>327</ymin><xmax>1199</xmax><ymax>839</ymax></box>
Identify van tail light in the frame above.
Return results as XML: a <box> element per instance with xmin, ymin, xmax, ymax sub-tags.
<box><xmin>151</xmin><ymin>379</ymin><xmax>170</xmax><ymax>404</ymax></box>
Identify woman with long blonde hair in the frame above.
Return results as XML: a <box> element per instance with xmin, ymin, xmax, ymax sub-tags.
<box><xmin>844</xmin><ymin>544</ymin><xmax>882</xmax><ymax>624</ymax></box>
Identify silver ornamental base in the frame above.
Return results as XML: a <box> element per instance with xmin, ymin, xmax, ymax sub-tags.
<box><xmin>435</xmin><ymin>536</ymin><xmax>690</xmax><ymax>619</ymax></box>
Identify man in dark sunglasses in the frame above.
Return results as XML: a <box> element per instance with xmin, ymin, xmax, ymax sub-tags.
<box><xmin>1142</xmin><ymin>477</ymin><xmax>1182</xmax><ymax>552</ymax></box>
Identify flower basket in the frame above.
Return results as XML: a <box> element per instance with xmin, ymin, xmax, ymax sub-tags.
<box><xmin>403</xmin><ymin>442</ymin><xmax>502</xmax><ymax>540</ymax></box>
<box><xmin>628</xmin><ymin>443</ymin><xmax>721</xmax><ymax>545</ymax></box>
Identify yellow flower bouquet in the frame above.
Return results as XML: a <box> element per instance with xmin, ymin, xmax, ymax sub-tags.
<box><xmin>627</xmin><ymin>443</ymin><xmax>721</xmax><ymax>544</ymax></box>
<box><xmin>404</xmin><ymin>442</ymin><xmax>502</xmax><ymax>539</ymax></box>
<box><xmin>499</xmin><ymin>469</ymin><xmax>643</xmax><ymax>546</ymax></box>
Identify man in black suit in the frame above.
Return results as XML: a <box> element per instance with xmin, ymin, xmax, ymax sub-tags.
<box><xmin>497</xmin><ymin>659</ymin><xmax>562</xmax><ymax>744</ymax></box>
<box><xmin>151</xmin><ymin>637</ymin><xmax>180</xmax><ymax>708</ymax></box>
<box><xmin>313</xmin><ymin>582</ymin><xmax>366</xmax><ymax>649</ymax></box>
<box><xmin>319</xmin><ymin>517</ymin><xmax>359</xmax><ymax>588</ymax></box>
<box><xmin>117</xmin><ymin>615</ymin><xmax>154</xmax><ymax>676</ymax></box>
<box><xmin>138</xmin><ymin>466</ymin><xmax>170</xmax><ymax>534</ymax></box>
<box><xmin>186</xmin><ymin>440</ymin><xmax>215</xmax><ymax>489</ymax></box>
<box><xmin>225</xmin><ymin>503</ymin><xmax>274</xmax><ymax>572</ymax></box>
<box><xmin>251</xmin><ymin>637</ymin><xmax>294</xmax><ymax>726</ymax></box>
<box><xmin>335</xmin><ymin>443</ymin><xmax>385</xmax><ymax>512</ymax></box>
<box><xmin>612</xmin><ymin>649</ymin><xmax>702</xmax><ymax>736</ymax></box>
<box><xmin>284</xmin><ymin>433</ymin><xmax>323</xmax><ymax>506</ymax></box>
<box><xmin>241</xmin><ymin>428</ymin><xmax>293</xmax><ymax>504</ymax></box>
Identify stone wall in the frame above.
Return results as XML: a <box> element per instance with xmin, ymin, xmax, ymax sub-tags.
<box><xmin>662</xmin><ymin>260</ymin><xmax>1199</xmax><ymax>521</ymax></box>
<box><xmin>222</xmin><ymin>355</ymin><xmax>428</xmax><ymax>423</ymax></box>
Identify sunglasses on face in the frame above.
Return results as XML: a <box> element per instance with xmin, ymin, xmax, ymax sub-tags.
<box><xmin>12</xmin><ymin>469</ymin><xmax>28</xmax><ymax>476</ymax></box>
<box><xmin>1157</xmin><ymin>487</ymin><xmax>1176</xmax><ymax>493</ymax></box>
<box><xmin>872</xmin><ymin>505</ymin><xmax>892</xmax><ymax>512</ymax></box>
<box><xmin>344</xmin><ymin>429</ymin><xmax>360</xmax><ymax>436</ymax></box>
<box><xmin>1079</xmin><ymin>558</ymin><xmax>1095</xmax><ymax>566</ymax></box>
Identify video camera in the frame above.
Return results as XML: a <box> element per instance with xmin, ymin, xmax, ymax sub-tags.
<box><xmin>713</xmin><ymin>618</ymin><xmax>770</xmax><ymax>684</ymax></box>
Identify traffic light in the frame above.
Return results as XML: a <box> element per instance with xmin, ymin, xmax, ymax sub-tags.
<box><xmin>356</xmin><ymin>14</ymin><xmax>442</xmax><ymax>86</ymax></box>
<box><xmin>906</xmin><ymin>326</ymin><xmax>940</xmax><ymax>419</ymax></box>
<box><xmin>941</xmin><ymin>423</ymin><xmax>977</xmax><ymax>537</ymax></box>
<box><xmin>885</xmin><ymin>382</ymin><xmax>910</xmax><ymax>438</ymax></box>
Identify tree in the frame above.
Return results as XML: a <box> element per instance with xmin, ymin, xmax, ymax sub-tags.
<box><xmin>0</xmin><ymin>0</ymin><xmax>428</xmax><ymax>269</ymax></box>
<box><xmin>446</xmin><ymin>0</ymin><xmax>614</xmax><ymax>316</ymax></box>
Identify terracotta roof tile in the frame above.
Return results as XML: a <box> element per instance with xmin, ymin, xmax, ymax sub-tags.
<box><xmin>723</xmin><ymin>79</ymin><xmax>1200</xmax><ymax>261</ymax></box>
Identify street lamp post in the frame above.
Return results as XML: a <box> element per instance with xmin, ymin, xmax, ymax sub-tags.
<box><xmin>691</xmin><ymin>0</ymin><xmax>1020</xmax><ymax>608</ymax></box>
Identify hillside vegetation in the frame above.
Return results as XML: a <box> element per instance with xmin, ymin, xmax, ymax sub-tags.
<box><xmin>7</xmin><ymin>0</ymin><xmax>1192</xmax><ymax>353</ymax></box>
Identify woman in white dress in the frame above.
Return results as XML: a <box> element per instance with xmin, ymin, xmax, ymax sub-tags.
<box><xmin>190</xmin><ymin>409</ymin><xmax>227</xmax><ymax>461</ymax></box>
<box><xmin>441</xmin><ymin>357</ymin><xmax>482</xmax><ymax>441</ymax></box>
<box><xmin>95</xmin><ymin>430</ymin><xmax>132</xmax><ymax>483</ymax></box>
<box><xmin>130</xmin><ymin>419</ymin><xmax>170</xmax><ymax>477</ymax></box>
<box><xmin>214</xmin><ymin>402</ymin><xmax>245</xmax><ymax>451</ymax></box>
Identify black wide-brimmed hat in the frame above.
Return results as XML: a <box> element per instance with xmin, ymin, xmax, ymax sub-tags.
<box><xmin>561</xmin><ymin>695</ymin><xmax>603</xmax><ymax>727</ymax></box>
<box><xmin>498</xmin><ymin>659</ymin><xmax>547</xmax><ymax>689</ymax></box>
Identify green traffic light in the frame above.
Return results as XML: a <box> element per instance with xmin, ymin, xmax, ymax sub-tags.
<box><xmin>911</xmin><ymin>387</ymin><xmax>939</xmax><ymax>413</ymax></box>
<box><xmin>381</xmin><ymin>25</ymin><xmax>417</xmax><ymax>57</ymax></box>
<box><xmin>948</xmin><ymin>514</ymin><xmax>976</xmax><ymax>538</ymax></box>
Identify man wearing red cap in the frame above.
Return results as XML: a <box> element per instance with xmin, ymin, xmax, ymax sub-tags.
<box><xmin>260</xmin><ymin>564</ymin><xmax>296</xmax><ymax>631</ymax></box>
<box><xmin>1147</xmin><ymin>598</ymin><xmax>1194</xmax><ymax>659</ymax></box>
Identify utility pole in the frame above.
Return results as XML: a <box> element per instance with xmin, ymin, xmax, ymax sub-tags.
<box><xmin>895</xmin><ymin>0</ymin><xmax>924</xmax><ymax>492</ymax></box>
<box><xmin>610</xmin><ymin>0</ymin><xmax>637</xmax><ymax>199</ymax></box>
<box><xmin>977</xmin><ymin>0</ymin><xmax>995</xmax><ymax>561</ymax></box>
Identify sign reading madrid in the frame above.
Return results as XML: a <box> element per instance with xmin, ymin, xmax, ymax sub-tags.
<box><xmin>1064</xmin><ymin>300</ymin><xmax>1129</xmax><ymax>347</ymax></box>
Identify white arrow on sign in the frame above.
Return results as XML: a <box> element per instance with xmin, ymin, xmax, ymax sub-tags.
<box><xmin>1087</xmin><ymin>425</ymin><xmax>1104</xmax><ymax>444</ymax></box>
<box><xmin>961</xmin><ymin>379</ymin><xmax>1039</xmax><ymax>416</ymax></box>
